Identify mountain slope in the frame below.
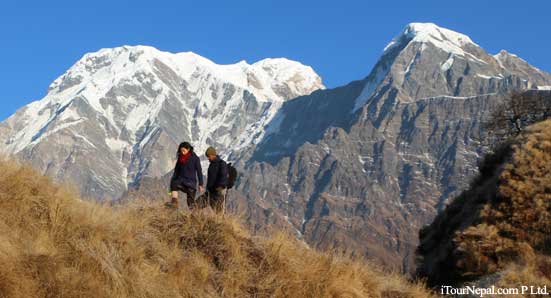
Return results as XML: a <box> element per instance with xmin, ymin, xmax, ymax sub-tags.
<box><xmin>229</xmin><ymin>22</ymin><xmax>551</xmax><ymax>273</ymax></box>
<box><xmin>0</xmin><ymin>46</ymin><xmax>323</xmax><ymax>199</ymax></box>
<box><xmin>417</xmin><ymin>115</ymin><xmax>551</xmax><ymax>288</ymax></box>
<box><xmin>0</xmin><ymin>158</ymin><xmax>432</xmax><ymax>298</ymax></box>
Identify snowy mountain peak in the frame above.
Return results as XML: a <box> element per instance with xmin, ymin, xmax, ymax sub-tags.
<box><xmin>253</xmin><ymin>58</ymin><xmax>319</xmax><ymax>81</ymax></box>
<box><xmin>404</xmin><ymin>22</ymin><xmax>475</xmax><ymax>46</ymax></box>
<box><xmin>354</xmin><ymin>22</ymin><xmax>551</xmax><ymax>112</ymax></box>
<box><xmin>383</xmin><ymin>22</ymin><xmax>478</xmax><ymax>56</ymax></box>
<box><xmin>0</xmin><ymin>45</ymin><xmax>324</xmax><ymax>198</ymax></box>
<box><xmin>253</xmin><ymin>57</ymin><xmax>324</xmax><ymax>98</ymax></box>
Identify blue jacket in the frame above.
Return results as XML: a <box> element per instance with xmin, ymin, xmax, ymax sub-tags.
<box><xmin>171</xmin><ymin>152</ymin><xmax>203</xmax><ymax>190</ymax></box>
<box><xmin>207</xmin><ymin>155</ymin><xmax>228</xmax><ymax>191</ymax></box>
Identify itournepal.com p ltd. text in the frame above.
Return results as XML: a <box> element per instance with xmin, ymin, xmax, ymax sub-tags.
<box><xmin>440</xmin><ymin>285</ymin><xmax>549</xmax><ymax>297</ymax></box>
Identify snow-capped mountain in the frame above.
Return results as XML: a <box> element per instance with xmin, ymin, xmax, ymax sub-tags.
<box><xmin>0</xmin><ymin>45</ymin><xmax>323</xmax><ymax>199</ymax></box>
<box><xmin>222</xmin><ymin>22</ymin><xmax>551</xmax><ymax>272</ymax></box>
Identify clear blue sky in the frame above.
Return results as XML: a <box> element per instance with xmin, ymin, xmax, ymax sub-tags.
<box><xmin>1</xmin><ymin>0</ymin><xmax>549</xmax><ymax>121</ymax></box>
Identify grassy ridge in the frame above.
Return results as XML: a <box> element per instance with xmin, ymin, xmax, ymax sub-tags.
<box><xmin>417</xmin><ymin>118</ymin><xmax>551</xmax><ymax>290</ymax></box>
<box><xmin>0</xmin><ymin>159</ymin><xmax>431</xmax><ymax>298</ymax></box>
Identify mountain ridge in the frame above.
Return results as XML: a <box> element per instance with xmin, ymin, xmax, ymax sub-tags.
<box><xmin>3</xmin><ymin>22</ymin><xmax>551</xmax><ymax>273</ymax></box>
<box><xmin>227</xmin><ymin>22</ymin><xmax>551</xmax><ymax>273</ymax></box>
<box><xmin>0</xmin><ymin>45</ymin><xmax>324</xmax><ymax>199</ymax></box>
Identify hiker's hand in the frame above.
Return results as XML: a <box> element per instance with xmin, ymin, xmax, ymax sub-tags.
<box><xmin>199</xmin><ymin>185</ymin><xmax>204</xmax><ymax>193</ymax></box>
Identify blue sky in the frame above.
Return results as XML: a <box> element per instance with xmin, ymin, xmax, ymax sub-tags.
<box><xmin>1</xmin><ymin>0</ymin><xmax>550</xmax><ymax>120</ymax></box>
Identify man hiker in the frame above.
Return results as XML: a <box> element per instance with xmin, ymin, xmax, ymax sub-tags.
<box><xmin>166</xmin><ymin>142</ymin><xmax>204</xmax><ymax>209</ymax></box>
<box><xmin>205</xmin><ymin>146</ymin><xmax>228</xmax><ymax>214</ymax></box>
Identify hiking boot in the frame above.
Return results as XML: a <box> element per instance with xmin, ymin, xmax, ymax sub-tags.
<box><xmin>164</xmin><ymin>197</ymin><xmax>178</xmax><ymax>209</ymax></box>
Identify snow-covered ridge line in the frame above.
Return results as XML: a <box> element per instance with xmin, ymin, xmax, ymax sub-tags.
<box><xmin>48</xmin><ymin>45</ymin><xmax>324</xmax><ymax>100</ymax></box>
<box><xmin>0</xmin><ymin>44</ymin><xmax>326</xmax><ymax>199</ymax></box>
<box><xmin>5</xmin><ymin>45</ymin><xmax>324</xmax><ymax>156</ymax></box>
<box><xmin>404</xmin><ymin>92</ymin><xmax>497</xmax><ymax>103</ymax></box>
<box><xmin>0</xmin><ymin>44</ymin><xmax>326</xmax><ymax>198</ymax></box>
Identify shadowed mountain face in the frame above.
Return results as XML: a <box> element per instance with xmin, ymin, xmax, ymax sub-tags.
<box><xmin>3</xmin><ymin>23</ymin><xmax>551</xmax><ymax>272</ymax></box>
<box><xmin>228</xmin><ymin>23</ymin><xmax>551</xmax><ymax>272</ymax></box>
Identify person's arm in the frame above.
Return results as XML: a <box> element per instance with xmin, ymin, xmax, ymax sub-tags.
<box><xmin>171</xmin><ymin>160</ymin><xmax>180</xmax><ymax>180</ymax></box>
<box><xmin>196</xmin><ymin>157</ymin><xmax>204</xmax><ymax>186</ymax></box>
<box><xmin>195</xmin><ymin>156</ymin><xmax>204</xmax><ymax>189</ymax></box>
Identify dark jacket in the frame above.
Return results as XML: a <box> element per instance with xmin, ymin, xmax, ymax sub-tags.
<box><xmin>171</xmin><ymin>152</ymin><xmax>203</xmax><ymax>190</ymax></box>
<box><xmin>207</xmin><ymin>155</ymin><xmax>228</xmax><ymax>191</ymax></box>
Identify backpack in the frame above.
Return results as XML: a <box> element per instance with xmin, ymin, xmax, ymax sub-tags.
<box><xmin>226</xmin><ymin>163</ymin><xmax>238</xmax><ymax>189</ymax></box>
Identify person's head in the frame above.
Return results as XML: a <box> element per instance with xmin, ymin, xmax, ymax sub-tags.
<box><xmin>205</xmin><ymin>146</ymin><xmax>217</xmax><ymax>161</ymax></box>
<box><xmin>177</xmin><ymin>142</ymin><xmax>193</xmax><ymax>156</ymax></box>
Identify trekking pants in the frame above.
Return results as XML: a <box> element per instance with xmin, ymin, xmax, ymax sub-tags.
<box><xmin>208</xmin><ymin>188</ymin><xmax>226</xmax><ymax>214</ymax></box>
<box><xmin>170</xmin><ymin>183</ymin><xmax>197</xmax><ymax>209</ymax></box>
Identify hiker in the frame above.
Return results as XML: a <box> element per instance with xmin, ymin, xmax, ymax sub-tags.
<box><xmin>205</xmin><ymin>146</ymin><xmax>228</xmax><ymax>214</ymax></box>
<box><xmin>166</xmin><ymin>142</ymin><xmax>204</xmax><ymax>209</ymax></box>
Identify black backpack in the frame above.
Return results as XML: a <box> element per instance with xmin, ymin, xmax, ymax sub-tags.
<box><xmin>226</xmin><ymin>163</ymin><xmax>238</xmax><ymax>189</ymax></box>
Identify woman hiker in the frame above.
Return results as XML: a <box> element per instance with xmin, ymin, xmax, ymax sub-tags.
<box><xmin>166</xmin><ymin>142</ymin><xmax>204</xmax><ymax>209</ymax></box>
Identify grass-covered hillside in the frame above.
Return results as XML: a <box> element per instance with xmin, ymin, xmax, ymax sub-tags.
<box><xmin>417</xmin><ymin>118</ymin><xmax>551</xmax><ymax>290</ymax></box>
<box><xmin>0</xmin><ymin>159</ymin><xmax>431</xmax><ymax>298</ymax></box>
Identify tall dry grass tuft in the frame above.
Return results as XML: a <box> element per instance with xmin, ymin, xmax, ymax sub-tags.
<box><xmin>0</xmin><ymin>158</ymin><xmax>432</xmax><ymax>298</ymax></box>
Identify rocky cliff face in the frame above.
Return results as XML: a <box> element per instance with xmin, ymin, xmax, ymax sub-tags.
<box><xmin>228</xmin><ymin>23</ymin><xmax>551</xmax><ymax>272</ymax></box>
<box><xmin>0</xmin><ymin>46</ymin><xmax>323</xmax><ymax>199</ymax></box>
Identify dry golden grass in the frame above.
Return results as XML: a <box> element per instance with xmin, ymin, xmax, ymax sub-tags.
<box><xmin>418</xmin><ymin>118</ymin><xmax>551</xmax><ymax>288</ymax></box>
<box><xmin>454</xmin><ymin>119</ymin><xmax>551</xmax><ymax>277</ymax></box>
<box><xmin>0</xmin><ymin>158</ymin><xmax>432</xmax><ymax>298</ymax></box>
<box><xmin>490</xmin><ymin>255</ymin><xmax>551</xmax><ymax>298</ymax></box>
